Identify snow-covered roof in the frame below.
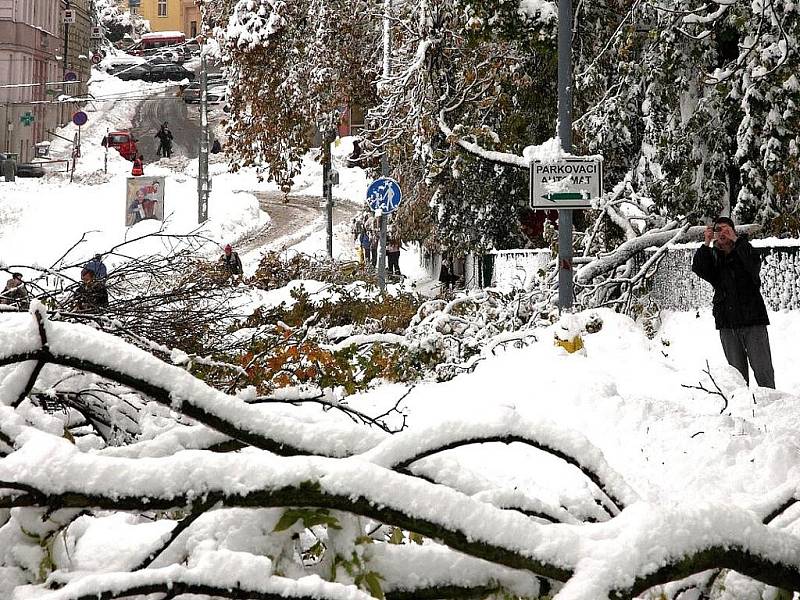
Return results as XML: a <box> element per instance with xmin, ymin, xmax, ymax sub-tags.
<box><xmin>141</xmin><ymin>31</ymin><xmax>185</xmax><ymax>40</ymax></box>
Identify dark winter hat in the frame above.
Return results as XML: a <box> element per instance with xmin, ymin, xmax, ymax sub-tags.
<box><xmin>224</xmin><ymin>244</ymin><xmax>232</xmax><ymax>252</ymax></box>
<box><xmin>81</xmin><ymin>268</ymin><xmax>92</xmax><ymax>276</ymax></box>
<box><xmin>714</xmin><ymin>216</ymin><xmax>736</xmax><ymax>230</ymax></box>
<box><xmin>11</xmin><ymin>272</ymin><xmax>22</xmax><ymax>279</ymax></box>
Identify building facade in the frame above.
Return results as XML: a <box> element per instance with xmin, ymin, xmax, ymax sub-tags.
<box><xmin>181</xmin><ymin>0</ymin><xmax>199</xmax><ymax>39</ymax></box>
<box><xmin>129</xmin><ymin>0</ymin><xmax>199</xmax><ymax>38</ymax></box>
<box><xmin>0</xmin><ymin>0</ymin><xmax>92</xmax><ymax>161</ymax></box>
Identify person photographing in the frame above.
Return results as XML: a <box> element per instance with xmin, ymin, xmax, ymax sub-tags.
<box><xmin>691</xmin><ymin>217</ymin><xmax>774</xmax><ymax>388</ymax></box>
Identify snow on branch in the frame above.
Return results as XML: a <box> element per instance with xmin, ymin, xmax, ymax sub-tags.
<box><xmin>37</xmin><ymin>560</ymin><xmax>377</xmax><ymax>600</ymax></box>
<box><xmin>437</xmin><ymin>110</ymin><xmax>530</xmax><ymax>169</ymax></box>
<box><xmin>361</xmin><ymin>413</ymin><xmax>640</xmax><ymax>515</ymax></box>
<box><xmin>576</xmin><ymin>224</ymin><xmax>760</xmax><ymax>285</ymax></box>
<box><xmin>5</xmin><ymin>431</ymin><xmax>800</xmax><ymax>598</ymax></box>
<box><xmin>0</xmin><ymin>312</ymin><xmax>385</xmax><ymax>458</ymax></box>
<box><xmin>5</xmin><ymin>311</ymin><xmax>800</xmax><ymax>599</ymax></box>
<box><xmin>327</xmin><ymin>333</ymin><xmax>410</xmax><ymax>352</ymax></box>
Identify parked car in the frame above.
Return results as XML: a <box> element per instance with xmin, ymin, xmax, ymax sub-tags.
<box><xmin>107</xmin><ymin>63</ymin><xmax>142</xmax><ymax>76</ymax></box>
<box><xmin>102</xmin><ymin>131</ymin><xmax>138</xmax><ymax>161</ymax></box>
<box><xmin>147</xmin><ymin>48</ymin><xmax>184</xmax><ymax>64</ymax></box>
<box><xmin>182</xmin><ymin>82</ymin><xmax>200</xmax><ymax>103</ymax></box>
<box><xmin>184</xmin><ymin>81</ymin><xmax>227</xmax><ymax>104</ymax></box>
<box><xmin>184</xmin><ymin>40</ymin><xmax>201</xmax><ymax>55</ymax></box>
<box><xmin>0</xmin><ymin>153</ymin><xmax>45</xmax><ymax>178</ymax></box>
<box><xmin>144</xmin><ymin>64</ymin><xmax>195</xmax><ymax>83</ymax></box>
<box><xmin>115</xmin><ymin>65</ymin><xmax>152</xmax><ymax>81</ymax></box>
<box><xmin>207</xmin><ymin>85</ymin><xmax>227</xmax><ymax>104</ymax></box>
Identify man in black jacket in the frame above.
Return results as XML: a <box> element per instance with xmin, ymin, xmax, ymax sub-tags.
<box><xmin>692</xmin><ymin>216</ymin><xmax>774</xmax><ymax>388</ymax></box>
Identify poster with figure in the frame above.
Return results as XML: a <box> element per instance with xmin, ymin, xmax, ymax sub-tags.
<box><xmin>125</xmin><ymin>176</ymin><xmax>165</xmax><ymax>226</ymax></box>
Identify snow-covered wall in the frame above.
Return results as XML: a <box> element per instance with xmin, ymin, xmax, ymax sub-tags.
<box><xmin>489</xmin><ymin>249</ymin><xmax>551</xmax><ymax>289</ymax></box>
<box><xmin>641</xmin><ymin>242</ymin><xmax>800</xmax><ymax>311</ymax></box>
<box><xmin>421</xmin><ymin>242</ymin><xmax>800</xmax><ymax>311</ymax></box>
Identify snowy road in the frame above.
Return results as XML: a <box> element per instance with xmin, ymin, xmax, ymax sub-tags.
<box><xmin>235</xmin><ymin>192</ymin><xmax>360</xmax><ymax>254</ymax></box>
<box><xmin>131</xmin><ymin>86</ymin><xmax>200</xmax><ymax>162</ymax></box>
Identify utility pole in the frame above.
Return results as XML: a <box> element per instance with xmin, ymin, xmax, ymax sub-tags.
<box><xmin>557</xmin><ymin>0</ymin><xmax>574</xmax><ymax>309</ymax></box>
<box><xmin>377</xmin><ymin>0</ymin><xmax>393</xmax><ymax>292</ymax></box>
<box><xmin>323</xmin><ymin>129</ymin><xmax>335</xmax><ymax>258</ymax></box>
<box><xmin>197</xmin><ymin>51</ymin><xmax>209</xmax><ymax>223</ymax></box>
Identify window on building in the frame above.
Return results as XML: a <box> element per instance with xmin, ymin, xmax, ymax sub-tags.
<box><xmin>190</xmin><ymin>21</ymin><xmax>197</xmax><ymax>38</ymax></box>
<box><xmin>158</xmin><ymin>0</ymin><xmax>167</xmax><ymax>17</ymax></box>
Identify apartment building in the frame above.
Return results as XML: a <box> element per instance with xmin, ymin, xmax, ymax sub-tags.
<box><xmin>0</xmin><ymin>0</ymin><xmax>92</xmax><ymax>160</ymax></box>
<box><xmin>130</xmin><ymin>0</ymin><xmax>199</xmax><ymax>38</ymax></box>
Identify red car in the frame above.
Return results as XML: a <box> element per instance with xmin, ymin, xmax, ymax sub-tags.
<box><xmin>103</xmin><ymin>131</ymin><xmax>138</xmax><ymax>161</ymax></box>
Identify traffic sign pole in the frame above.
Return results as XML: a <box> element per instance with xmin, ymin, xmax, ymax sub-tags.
<box><xmin>323</xmin><ymin>129</ymin><xmax>335</xmax><ymax>258</ymax></box>
<box><xmin>378</xmin><ymin>0</ymin><xmax>393</xmax><ymax>292</ymax></box>
<box><xmin>366</xmin><ymin>177</ymin><xmax>402</xmax><ymax>291</ymax></box>
<box><xmin>557</xmin><ymin>0</ymin><xmax>573</xmax><ymax>310</ymax></box>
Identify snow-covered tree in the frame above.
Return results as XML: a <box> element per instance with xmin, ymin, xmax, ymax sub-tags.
<box><xmin>94</xmin><ymin>0</ymin><xmax>149</xmax><ymax>42</ymax></box>
<box><xmin>213</xmin><ymin>0</ymin><xmax>800</xmax><ymax>307</ymax></box>
<box><xmin>218</xmin><ymin>0</ymin><xmax>379</xmax><ymax>190</ymax></box>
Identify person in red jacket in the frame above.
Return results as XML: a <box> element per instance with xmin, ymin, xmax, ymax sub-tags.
<box><xmin>131</xmin><ymin>154</ymin><xmax>144</xmax><ymax>176</ymax></box>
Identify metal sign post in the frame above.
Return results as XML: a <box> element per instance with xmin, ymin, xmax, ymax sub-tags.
<box><xmin>367</xmin><ymin>177</ymin><xmax>402</xmax><ymax>290</ymax></box>
<box><xmin>322</xmin><ymin>129</ymin><xmax>336</xmax><ymax>258</ymax></box>
<box><xmin>72</xmin><ymin>111</ymin><xmax>87</xmax><ymax>162</ymax></box>
<box><xmin>557</xmin><ymin>0</ymin><xmax>573</xmax><ymax>310</ymax></box>
<box><xmin>376</xmin><ymin>0</ymin><xmax>394</xmax><ymax>291</ymax></box>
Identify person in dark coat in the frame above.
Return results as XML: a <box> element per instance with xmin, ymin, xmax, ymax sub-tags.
<box><xmin>1</xmin><ymin>273</ymin><xmax>29</xmax><ymax>310</ymax></box>
<box><xmin>219</xmin><ymin>244</ymin><xmax>243</xmax><ymax>276</ymax></box>
<box><xmin>439</xmin><ymin>257</ymin><xmax>460</xmax><ymax>293</ymax></box>
<box><xmin>74</xmin><ymin>268</ymin><xmax>109</xmax><ymax>313</ymax></box>
<box><xmin>83</xmin><ymin>254</ymin><xmax>108</xmax><ymax>280</ymax></box>
<box><xmin>155</xmin><ymin>122</ymin><xmax>173</xmax><ymax>158</ymax></box>
<box><xmin>691</xmin><ymin>216</ymin><xmax>774</xmax><ymax>388</ymax></box>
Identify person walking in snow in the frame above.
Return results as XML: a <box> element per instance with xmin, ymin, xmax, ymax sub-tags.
<box><xmin>219</xmin><ymin>244</ymin><xmax>243</xmax><ymax>276</ymax></box>
<box><xmin>691</xmin><ymin>216</ymin><xmax>775</xmax><ymax>388</ymax></box>
<box><xmin>155</xmin><ymin>122</ymin><xmax>173</xmax><ymax>158</ymax></box>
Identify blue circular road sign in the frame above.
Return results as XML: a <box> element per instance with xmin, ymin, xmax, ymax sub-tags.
<box><xmin>366</xmin><ymin>177</ymin><xmax>402</xmax><ymax>214</ymax></box>
<box><xmin>64</xmin><ymin>71</ymin><xmax>78</xmax><ymax>82</ymax></box>
<box><xmin>72</xmin><ymin>111</ymin><xmax>88</xmax><ymax>126</ymax></box>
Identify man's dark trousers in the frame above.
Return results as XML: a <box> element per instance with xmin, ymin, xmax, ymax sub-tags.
<box><xmin>719</xmin><ymin>325</ymin><xmax>774</xmax><ymax>388</ymax></box>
